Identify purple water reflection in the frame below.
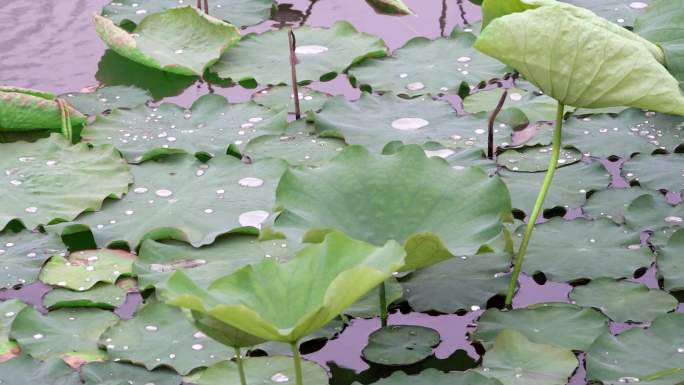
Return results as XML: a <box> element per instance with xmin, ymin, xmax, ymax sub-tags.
<box><xmin>0</xmin><ymin>282</ymin><xmax>51</xmax><ymax>313</ymax></box>
<box><xmin>512</xmin><ymin>274</ymin><xmax>571</xmax><ymax>308</ymax></box>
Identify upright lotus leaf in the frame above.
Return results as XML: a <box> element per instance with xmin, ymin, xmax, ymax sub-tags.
<box><xmin>0</xmin><ymin>356</ymin><xmax>80</xmax><ymax>385</ymax></box>
<box><xmin>59</xmin><ymin>86</ymin><xmax>151</xmax><ymax>116</ymax></box>
<box><xmin>583</xmin><ymin>187</ymin><xmax>662</xmax><ymax>224</ymax></box>
<box><xmin>0</xmin><ymin>230</ymin><xmax>66</xmax><ymax>288</ymax></box>
<box><xmin>497</xmin><ymin>146</ymin><xmax>581</xmax><ymax>172</ymax></box>
<box><xmin>624</xmin><ymin>194</ymin><xmax>684</xmax><ymax>236</ymax></box>
<box><xmin>472</xmin><ymin>303</ymin><xmax>609</xmax><ymax>351</ymax></box>
<box><xmin>347</xmin><ymin>28</ymin><xmax>508</xmax><ymax>97</ymax></box>
<box><xmin>635</xmin><ymin>0</ymin><xmax>684</xmax><ymax>84</ymax></box>
<box><xmin>475</xmin><ymin>3</ymin><xmax>684</xmax><ymax>115</ymax></box>
<box><xmin>362</xmin><ymin>325</ymin><xmax>440</xmax><ymax>366</ymax></box>
<box><xmin>0</xmin><ymin>134</ymin><xmax>132</xmax><ymax>231</ymax></box>
<box><xmin>251</xmin><ymin>86</ymin><xmax>331</xmax><ymax>114</ymax></box>
<box><xmin>93</xmin><ymin>6</ymin><xmax>241</xmax><ymax>76</ymax></box>
<box><xmin>570</xmin><ymin>278</ymin><xmax>678</xmax><ymax>322</ymax></box>
<box><xmin>516</xmin><ymin>218</ymin><xmax>652</xmax><ymax>282</ymax></box>
<box><xmin>10</xmin><ymin>307</ymin><xmax>117</xmax><ymax>361</ymax></box>
<box><xmin>623</xmin><ymin>153</ymin><xmax>684</xmax><ymax>195</ymax></box>
<box><xmin>358</xmin><ymin>369</ymin><xmax>504</xmax><ymax>385</ymax></box>
<box><xmin>586</xmin><ymin>313</ymin><xmax>684</xmax><ymax>385</ymax></box>
<box><xmin>0</xmin><ymin>87</ymin><xmax>85</xmax><ymax>132</ymax></box>
<box><xmin>478</xmin><ymin>329</ymin><xmax>578</xmax><ymax>385</ymax></box>
<box><xmin>658</xmin><ymin>228</ymin><xmax>684</xmax><ymax>292</ymax></box>
<box><xmin>100</xmin><ymin>301</ymin><xmax>230</xmax><ymax>375</ymax></box>
<box><xmin>81</xmin><ymin>94</ymin><xmax>288</xmax><ymax>163</ymax></box>
<box><xmin>165</xmin><ymin>231</ymin><xmax>406</xmax><ymax>342</ymax></box>
<box><xmin>39</xmin><ymin>249</ymin><xmax>135</xmax><ymax>291</ymax></box>
<box><xmin>0</xmin><ymin>300</ymin><xmax>25</xmax><ymax>362</ymax></box>
<box><xmin>198</xmin><ymin>357</ymin><xmax>328</xmax><ymax>385</ymax></box>
<box><xmin>43</xmin><ymin>282</ymin><xmax>128</xmax><ymax>310</ymax></box>
<box><xmin>50</xmin><ymin>155</ymin><xmax>287</xmax><ymax>249</ymax></box>
<box><xmin>190</xmin><ymin>310</ymin><xmax>265</xmax><ymax>349</ymax></box>
<box><xmin>212</xmin><ymin>21</ymin><xmax>388</xmax><ymax>86</ymax></box>
<box><xmin>275</xmin><ymin>145</ymin><xmax>512</xmax><ymax>267</ymax></box>
<box><xmin>80</xmin><ymin>361</ymin><xmax>182</xmax><ymax>385</ymax></box>
<box><xmin>366</xmin><ymin>0</ymin><xmax>413</xmax><ymax>15</ymax></box>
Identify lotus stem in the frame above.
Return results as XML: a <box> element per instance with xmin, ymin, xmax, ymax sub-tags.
<box><xmin>234</xmin><ymin>347</ymin><xmax>247</xmax><ymax>385</ymax></box>
<box><xmin>504</xmin><ymin>101</ymin><xmax>565</xmax><ymax>308</ymax></box>
<box><xmin>288</xmin><ymin>28</ymin><xmax>302</xmax><ymax>119</ymax></box>
<box><xmin>487</xmin><ymin>89</ymin><xmax>508</xmax><ymax>159</ymax></box>
<box><xmin>203</xmin><ymin>0</ymin><xmax>209</xmax><ymax>14</ymax></box>
<box><xmin>57</xmin><ymin>99</ymin><xmax>73</xmax><ymax>143</ymax></box>
<box><xmin>379</xmin><ymin>281</ymin><xmax>388</xmax><ymax>327</ymax></box>
<box><xmin>196</xmin><ymin>0</ymin><xmax>201</xmax><ymax>10</ymax></box>
<box><xmin>291</xmin><ymin>341</ymin><xmax>304</xmax><ymax>385</ymax></box>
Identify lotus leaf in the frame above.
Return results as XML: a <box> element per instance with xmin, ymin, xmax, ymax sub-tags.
<box><xmin>657</xmin><ymin>228</ymin><xmax>684</xmax><ymax>292</ymax></box>
<box><xmin>39</xmin><ymin>249</ymin><xmax>135</xmax><ymax>291</ymax></box>
<box><xmin>366</xmin><ymin>0</ymin><xmax>413</xmax><ymax>15</ymax></box>
<box><xmin>623</xmin><ymin>153</ymin><xmax>684</xmax><ymax>195</ymax></box>
<box><xmin>198</xmin><ymin>356</ymin><xmax>328</xmax><ymax>385</ymax></box>
<box><xmin>362</xmin><ymin>325</ymin><xmax>440</xmax><ymax>366</ymax></box>
<box><xmin>59</xmin><ymin>86</ymin><xmax>151</xmax><ymax>116</ymax></box>
<box><xmin>344</xmin><ymin>278</ymin><xmax>403</xmax><ymax>318</ymax></box>
<box><xmin>0</xmin><ymin>231</ymin><xmax>66</xmax><ymax>288</ymax></box>
<box><xmin>583</xmin><ymin>187</ymin><xmax>662</xmax><ymax>224</ymax></box>
<box><xmin>0</xmin><ymin>356</ymin><xmax>80</xmax><ymax>385</ymax></box>
<box><xmin>358</xmin><ymin>369</ymin><xmax>504</xmax><ymax>385</ymax></box>
<box><xmin>464</xmin><ymin>87</ymin><xmax>567</xmax><ymax>127</ymax></box>
<box><xmin>0</xmin><ymin>299</ymin><xmax>25</xmax><ymax>362</ymax></box>
<box><xmin>80</xmin><ymin>361</ymin><xmax>182</xmax><ymax>385</ymax></box>
<box><xmin>625</xmin><ymin>194</ymin><xmax>684</xmax><ymax>233</ymax></box>
<box><xmin>497</xmin><ymin>146</ymin><xmax>581</xmax><ymax>172</ymax></box>
<box><xmin>43</xmin><ymin>282</ymin><xmax>128</xmax><ymax>310</ymax></box>
<box><xmin>252</xmin><ymin>86</ymin><xmax>331</xmax><ymax>114</ymax></box>
<box><xmin>94</xmin><ymin>6</ymin><xmax>241</xmax><ymax>76</ymax></box>
<box><xmin>635</xmin><ymin>0</ymin><xmax>684</xmax><ymax>84</ymax></box>
<box><xmin>0</xmin><ymin>87</ymin><xmax>85</xmax><ymax>132</ymax></box>
<box><xmin>561</xmin><ymin>0</ymin><xmax>650</xmax><ymax>26</ymax></box>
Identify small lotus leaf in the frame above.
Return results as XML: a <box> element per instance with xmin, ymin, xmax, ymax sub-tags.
<box><xmin>0</xmin><ymin>356</ymin><xmax>80</xmax><ymax>385</ymax></box>
<box><xmin>59</xmin><ymin>86</ymin><xmax>151</xmax><ymax>116</ymax></box>
<box><xmin>623</xmin><ymin>153</ymin><xmax>684</xmax><ymax>196</ymax></box>
<box><xmin>0</xmin><ymin>299</ymin><xmax>25</xmax><ymax>362</ymax></box>
<box><xmin>39</xmin><ymin>249</ymin><xmax>135</xmax><ymax>291</ymax></box>
<box><xmin>658</xmin><ymin>228</ymin><xmax>684</xmax><ymax>292</ymax></box>
<box><xmin>366</xmin><ymin>0</ymin><xmax>413</xmax><ymax>15</ymax></box>
<box><xmin>198</xmin><ymin>356</ymin><xmax>328</xmax><ymax>385</ymax></box>
<box><xmin>362</xmin><ymin>325</ymin><xmax>440</xmax><ymax>366</ymax></box>
<box><xmin>243</xmin><ymin>128</ymin><xmax>347</xmax><ymax>167</ymax></box>
<box><xmin>0</xmin><ymin>231</ymin><xmax>66</xmax><ymax>288</ymax></box>
<box><xmin>0</xmin><ymin>88</ymin><xmax>85</xmax><ymax>132</ymax></box>
<box><xmin>359</xmin><ymin>369</ymin><xmax>504</xmax><ymax>385</ymax></box>
<box><xmin>583</xmin><ymin>187</ymin><xmax>662</xmax><ymax>224</ymax></box>
<box><xmin>43</xmin><ymin>283</ymin><xmax>128</xmax><ymax>310</ymax></box>
<box><xmin>497</xmin><ymin>146</ymin><xmax>581</xmax><ymax>172</ymax></box>
<box><xmin>252</xmin><ymin>86</ymin><xmax>331</xmax><ymax>114</ymax></box>
<box><xmin>635</xmin><ymin>0</ymin><xmax>684</xmax><ymax>84</ymax></box>
<box><xmin>624</xmin><ymin>194</ymin><xmax>684</xmax><ymax>236</ymax></box>
<box><xmin>80</xmin><ymin>361</ymin><xmax>182</xmax><ymax>385</ymax></box>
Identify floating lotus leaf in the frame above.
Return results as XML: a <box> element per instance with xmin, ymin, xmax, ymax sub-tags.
<box><xmin>0</xmin><ymin>299</ymin><xmax>25</xmax><ymax>362</ymax></box>
<box><xmin>583</xmin><ymin>187</ymin><xmax>662</xmax><ymax>224</ymax></box>
<box><xmin>625</xmin><ymin>194</ymin><xmax>684</xmax><ymax>233</ymax></box>
<box><xmin>102</xmin><ymin>0</ymin><xmax>274</xmax><ymax>28</ymax></box>
<box><xmin>252</xmin><ymin>86</ymin><xmax>331</xmax><ymax>114</ymax></box>
<box><xmin>366</xmin><ymin>0</ymin><xmax>413</xmax><ymax>15</ymax></box>
<box><xmin>623</xmin><ymin>153</ymin><xmax>684</xmax><ymax>195</ymax></box>
<box><xmin>212</xmin><ymin>21</ymin><xmax>387</xmax><ymax>86</ymax></box>
<box><xmin>500</xmin><ymin>161</ymin><xmax>610</xmax><ymax>212</ymax></box>
<box><xmin>243</xmin><ymin>127</ymin><xmax>346</xmax><ymax>167</ymax></box>
<box><xmin>517</xmin><ymin>218</ymin><xmax>652</xmax><ymax>282</ymax></box>
<box><xmin>464</xmin><ymin>87</ymin><xmax>567</xmax><ymax>127</ymax></box>
<box><xmin>570</xmin><ymin>278</ymin><xmax>678</xmax><ymax>322</ymax></box>
<box><xmin>198</xmin><ymin>356</ymin><xmax>328</xmax><ymax>385</ymax></box>
<box><xmin>51</xmin><ymin>155</ymin><xmax>287</xmax><ymax>249</ymax></box>
<box><xmin>100</xmin><ymin>301</ymin><xmax>230</xmax><ymax>375</ymax></box>
<box><xmin>635</xmin><ymin>0</ymin><xmax>684</xmax><ymax>84</ymax></box>
<box><xmin>348</xmin><ymin>28</ymin><xmax>508</xmax><ymax>97</ymax></box>
<box><xmin>39</xmin><ymin>249</ymin><xmax>135</xmax><ymax>291</ymax></box>
<box><xmin>476</xmin><ymin>3</ymin><xmax>684</xmax><ymax>115</ymax></box>
<box><xmin>586</xmin><ymin>313</ymin><xmax>684</xmax><ymax>385</ymax></box>
<box><xmin>43</xmin><ymin>282</ymin><xmax>128</xmax><ymax>310</ymax></box>
<box><xmin>362</xmin><ymin>325</ymin><xmax>440</xmax><ymax>366</ymax></box>
<box><xmin>276</xmin><ymin>145</ymin><xmax>512</xmax><ymax>268</ymax></box>
<box><xmin>59</xmin><ymin>86</ymin><xmax>150</xmax><ymax>116</ymax></box>
<box><xmin>80</xmin><ymin>361</ymin><xmax>182</xmax><ymax>385</ymax></box>
<box><xmin>344</xmin><ymin>278</ymin><xmax>403</xmax><ymax>318</ymax></box>
<box><xmin>165</xmin><ymin>231</ymin><xmax>406</xmax><ymax>342</ymax></box>
<box><xmin>358</xmin><ymin>369</ymin><xmax>504</xmax><ymax>385</ymax></box>
<box><xmin>0</xmin><ymin>231</ymin><xmax>66</xmax><ymax>288</ymax></box>
<box><xmin>402</xmin><ymin>252</ymin><xmax>510</xmax><ymax>313</ymax></box>
<box><xmin>0</xmin><ymin>87</ymin><xmax>85</xmax><ymax>132</ymax></box>
<box><xmin>94</xmin><ymin>6</ymin><xmax>241</xmax><ymax>76</ymax></box>
<box><xmin>658</xmin><ymin>228</ymin><xmax>684</xmax><ymax>292</ymax></box>
<box><xmin>0</xmin><ymin>356</ymin><xmax>79</xmax><ymax>385</ymax></box>
<box><xmin>562</xmin><ymin>0</ymin><xmax>650</xmax><ymax>26</ymax></box>
<box><xmin>472</xmin><ymin>303</ymin><xmax>609</xmax><ymax>351</ymax></box>
<box><xmin>0</xmin><ymin>134</ymin><xmax>132</xmax><ymax>231</ymax></box>
<box><xmin>10</xmin><ymin>307</ymin><xmax>117</xmax><ymax>361</ymax></box>
<box><xmin>443</xmin><ymin>147</ymin><xmax>498</xmax><ymax>175</ymax></box>
<box><xmin>82</xmin><ymin>94</ymin><xmax>287</xmax><ymax>163</ymax></box>
<box><xmin>497</xmin><ymin>146</ymin><xmax>581</xmax><ymax>172</ymax></box>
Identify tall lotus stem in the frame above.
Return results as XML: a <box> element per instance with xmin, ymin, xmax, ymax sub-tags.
<box><xmin>203</xmin><ymin>0</ymin><xmax>209</xmax><ymax>14</ymax></box>
<box><xmin>505</xmin><ymin>102</ymin><xmax>565</xmax><ymax>308</ymax></box>
<box><xmin>291</xmin><ymin>341</ymin><xmax>304</xmax><ymax>385</ymax></box>
<box><xmin>288</xmin><ymin>28</ymin><xmax>302</xmax><ymax>119</ymax></box>
<box><xmin>196</xmin><ymin>0</ymin><xmax>201</xmax><ymax>10</ymax></box>
<box><xmin>487</xmin><ymin>89</ymin><xmax>508</xmax><ymax>159</ymax></box>
<box><xmin>379</xmin><ymin>282</ymin><xmax>388</xmax><ymax>327</ymax></box>
<box><xmin>234</xmin><ymin>347</ymin><xmax>247</xmax><ymax>385</ymax></box>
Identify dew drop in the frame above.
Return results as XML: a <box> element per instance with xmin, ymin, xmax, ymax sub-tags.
<box><xmin>474</xmin><ymin>128</ymin><xmax>486</xmax><ymax>135</ymax></box>
<box><xmin>155</xmin><ymin>189</ymin><xmax>173</xmax><ymax>197</ymax></box>
<box><xmin>204</xmin><ymin>208</ymin><xmax>214</xmax><ymax>214</ymax></box>
<box><xmin>457</xmin><ymin>56</ymin><xmax>471</xmax><ymax>63</ymax></box>
<box><xmin>248</xmin><ymin>117</ymin><xmax>263</xmax><ymax>123</ymax></box>
<box><xmin>238</xmin><ymin>210</ymin><xmax>270</xmax><ymax>229</ymax></box>
<box><xmin>617</xmin><ymin>377</ymin><xmax>640</xmax><ymax>383</ymax></box>
<box><xmin>25</xmin><ymin>207</ymin><xmax>38</xmax><ymax>214</ymax></box>
<box><xmin>174</xmin><ymin>49</ymin><xmax>184</xmax><ymax>54</ymax></box>
<box><xmin>470</xmin><ymin>305</ymin><xmax>481</xmax><ymax>311</ymax></box>
<box><xmin>9</xmin><ymin>180</ymin><xmax>21</xmax><ymax>186</ymax></box>
<box><xmin>629</xmin><ymin>2</ymin><xmax>648</xmax><ymax>9</ymax></box>
<box><xmin>509</xmin><ymin>93</ymin><xmax>523</xmax><ymax>101</ymax></box>
<box><xmin>424</xmin><ymin>149</ymin><xmax>455</xmax><ymax>159</ymax></box>
<box><xmin>271</xmin><ymin>373</ymin><xmax>289</xmax><ymax>383</ymax></box>
<box><xmin>134</xmin><ymin>187</ymin><xmax>148</xmax><ymax>194</ymax></box>
<box><xmin>391</xmin><ymin>117</ymin><xmax>429</xmax><ymax>131</ymax></box>
<box><xmin>295</xmin><ymin>45</ymin><xmax>328</xmax><ymax>55</ymax></box>
<box><xmin>406</xmin><ymin>82</ymin><xmax>425</xmax><ymax>91</ymax></box>
<box><xmin>665</xmin><ymin>216</ymin><xmax>683</xmax><ymax>223</ymax></box>
<box><xmin>238</xmin><ymin>177</ymin><xmax>264</xmax><ymax>188</ymax></box>
<box><xmin>191</xmin><ymin>344</ymin><xmax>203</xmax><ymax>351</ymax></box>
<box><xmin>33</xmin><ymin>334</ymin><xmax>44</xmax><ymax>339</ymax></box>
<box><xmin>145</xmin><ymin>325</ymin><xmax>158</xmax><ymax>332</ymax></box>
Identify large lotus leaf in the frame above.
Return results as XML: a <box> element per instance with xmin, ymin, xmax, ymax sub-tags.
<box><xmin>39</xmin><ymin>249</ymin><xmax>135</xmax><ymax>291</ymax></box>
<box><xmin>43</xmin><ymin>282</ymin><xmax>127</xmax><ymax>310</ymax></box>
<box><xmin>497</xmin><ymin>146</ymin><xmax>581</xmax><ymax>172</ymax></box>
<box><xmin>59</xmin><ymin>86</ymin><xmax>151</xmax><ymax>116</ymax></box>
<box><xmin>102</xmin><ymin>0</ymin><xmax>274</xmax><ymax>28</ymax></box>
<box><xmin>519</xmin><ymin>218</ymin><xmax>652</xmax><ymax>282</ymax></box>
<box><xmin>563</xmin><ymin>0</ymin><xmax>650</xmax><ymax>26</ymax></box>
<box><xmin>362</xmin><ymin>325</ymin><xmax>440</xmax><ymax>366</ymax></box>
<box><xmin>583</xmin><ymin>187</ymin><xmax>662</xmax><ymax>224</ymax></box>
<box><xmin>82</xmin><ymin>94</ymin><xmax>287</xmax><ymax>163</ymax></box>
<box><xmin>478</xmin><ymin>329</ymin><xmax>578</xmax><ymax>385</ymax></box>
<box><xmin>100</xmin><ymin>301</ymin><xmax>230</xmax><ymax>375</ymax></box>
<box><xmin>624</xmin><ymin>194</ymin><xmax>684</xmax><ymax>234</ymax></box>
<box><xmin>0</xmin><ymin>134</ymin><xmax>132</xmax><ymax>231</ymax></box>
<box><xmin>623</xmin><ymin>153</ymin><xmax>684</xmax><ymax>195</ymax></box>
<box><xmin>135</xmin><ymin>235</ymin><xmax>296</xmax><ymax>291</ymax></box>
<box><xmin>635</xmin><ymin>0</ymin><xmax>684</xmax><ymax>84</ymax></box>
<box><xmin>10</xmin><ymin>307</ymin><xmax>117</xmax><ymax>361</ymax></box>
<box><xmin>500</xmin><ymin>161</ymin><xmax>610</xmax><ymax>212</ymax></box>
<box><xmin>0</xmin><ymin>356</ymin><xmax>80</xmax><ymax>385</ymax></box>
<box><xmin>243</xmin><ymin>130</ymin><xmax>346</xmax><ymax>167</ymax></box>
<box><xmin>275</xmin><ymin>145</ymin><xmax>513</xmax><ymax>263</ymax></box>
<box><xmin>570</xmin><ymin>278</ymin><xmax>677</xmax><ymax>322</ymax></box>
<box><xmin>475</xmin><ymin>4</ymin><xmax>684</xmax><ymax>115</ymax></box>
<box><xmin>0</xmin><ymin>230</ymin><xmax>66</xmax><ymax>288</ymax></box>
<box><xmin>658</xmin><ymin>228</ymin><xmax>684</xmax><ymax>292</ymax></box>
<box><xmin>94</xmin><ymin>6</ymin><xmax>240</xmax><ymax>76</ymax></box>
<box><xmin>50</xmin><ymin>155</ymin><xmax>287</xmax><ymax>249</ymax></box>
<box><xmin>401</xmin><ymin>252</ymin><xmax>510</xmax><ymax>313</ymax></box>
<box><xmin>347</xmin><ymin>28</ymin><xmax>508</xmax><ymax>97</ymax></box>
<box><xmin>344</xmin><ymin>278</ymin><xmax>403</xmax><ymax>318</ymax></box>
<box><xmin>212</xmin><ymin>21</ymin><xmax>387</xmax><ymax>86</ymax></box>
<box><xmin>0</xmin><ymin>299</ymin><xmax>25</xmax><ymax>362</ymax></box>
<box><xmin>358</xmin><ymin>369</ymin><xmax>504</xmax><ymax>385</ymax></box>
<box><xmin>472</xmin><ymin>303</ymin><xmax>608</xmax><ymax>351</ymax></box>
<box><xmin>623</xmin><ymin>109</ymin><xmax>684</xmax><ymax>152</ymax></box>
<box><xmin>190</xmin><ymin>310</ymin><xmax>265</xmax><ymax>349</ymax></box>
<box><xmin>165</xmin><ymin>231</ymin><xmax>406</xmax><ymax>342</ymax></box>
<box><xmin>586</xmin><ymin>313</ymin><xmax>684</xmax><ymax>385</ymax></box>
<box><xmin>198</xmin><ymin>356</ymin><xmax>328</xmax><ymax>385</ymax></box>
<box><xmin>80</xmin><ymin>361</ymin><xmax>182</xmax><ymax>385</ymax></box>
<box><xmin>464</xmin><ymin>87</ymin><xmax>568</xmax><ymax>127</ymax></box>
<box><xmin>0</xmin><ymin>88</ymin><xmax>85</xmax><ymax>132</ymax></box>
<box><xmin>366</xmin><ymin>0</ymin><xmax>413</xmax><ymax>15</ymax></box>
<box><xmin>443</xmin><ymin>147</ymin><xmax>498</xmax><ymax>175</ymax></box>
<box><xmin>251</xmin><ymin>86</ymin><xmax>331</xmax><ymax>114</ymax></box>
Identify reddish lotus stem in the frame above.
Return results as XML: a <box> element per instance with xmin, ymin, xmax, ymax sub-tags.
<box><xmin>196</xmin><ymin>0</ymin><xmax>201</xmax><ymax>10</ymax></box>
<box><xmin>488</xmin><ymin>89</ymin><xmax>508</xmax><ymax>159</ymax></box>
<box><xmin>203</xmin><ymin>0</ymin><xmax>209</xmax><ymax>14</ymax></box>
<box><xmin>289</xmin><ymin>28</ymin><xmax>302</xmax><ymax>119</ymax></box>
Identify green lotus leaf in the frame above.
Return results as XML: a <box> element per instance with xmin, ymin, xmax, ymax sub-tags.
<box><xmin>275</xmin><ymin>145</ymin><xmax>513</xmax><ymax>269</ymax></box>
<box><xmin>583</xmin><ymin>187</ymin><xmax>662</xmax><ymax>224</ymax></box>
<box><xmin>10</xmin><ymin>307</ymin><xmax>117</xmax><ymax>361</ymax></box>
<box><xmin>190</xmin><ymin>311</ymin><xmax>265</xmax><ymax>349</ymax></box>
<box><xmin>657</xmin><ymin>228</ymin><xmax>684</xmax><ymax>292</ymax></box>
<box><xmin>472</xmin><ymin>303</ymin><xmax>609</xmax><ymax>351</ymax></box>
<box><xmin>102</xmin><ymin>0</ymin><xmax>274</xmax><ymax>28</ymax></box>
<box><xmin>0</xmin><ymin>356</ymin><xmax>80</xmax><ymax>385</ymax></box>
<box><xmin>165</xmin><ymin>231</ymin><xmax>406</xmax><ymax>342</ymax></box>
<box><xmin>359</xmin><ymin>369</ymin><xmax>504</xmax><ymax>385</ymax></box>
<box><xmin>0</xmin><ymin>230</ymin><xmax>66</xmax><ymax>288</ymax></box>
<box><xmin>500</xmin><ymin>161</ymin><xmax>610</xmax><ymax>212</ymax></box>
<box><xmin>570</xmin><ymin>278</ymin><xmax>678</xmax><ymax>322</ymax></box>
<box><xmin>497</xmin><ymin>146</ymin><xmax>581</xmax><ymax>172</ymax></box>
<box><xmin>443</xmin><ymin>147</ymin><xmax>498</xmax><ymax>175</ymax></box>
<box><xmin>94</xmin><ymin>6</ymin><xmax>241</xmax><ymax>76</ymax></box>
<box><xmin>198</xmin><ymin>356</ymin><xmax>328</xmax><ymax>385</ymax></box>
<box><xmin>39</xmin><ymin>249</ymin><xmax>135</xmax><ymax>291</ymax></box>
<box><xmin>624</xmin><ymin>194</ymin><xmax>683</xmax><ymax>247</ymax></box>
<box><xmin>476</xmin><ymin>3</ymin><xmax>684</xmax><ymax>115</ymax></box>
<box><xmin>517</xmin><ymin>218</ymin><xmax>652</xmax><ymax>282</ymax></box>
<box><xmin>82</xmin><ymin>94</ymin><xmax>288</xmax><ymax>163</ymax></box>
<box><xmin>401</xmin><ymin>252</ymin><xmax>510</xmax><ymax>313</ymax></box>
<box><xmin>252</xmin><ymin>86</ymin><xmax>331</xmax><ymax>114</ymax></box>
<box><xmin>478</xmin><ymin>329</ymin><xmax>578</xmax><ymax>385</ymax></box>
<box><xmin>563</xmin><ymin>0</ymin><xmax>650</xmax><ymax>26</ymax></box>
<box><xmin>586</xmin><ymin>313</ymin><xmax>684</xmax><ymax>385</ymax></box>
<box><xmin>347</xmin><ymin>28</ymin><xmax>508</xmax><ymax>97</ymax></box>
<box><xmin>100</xmin><ymin>301</ymin><xmax>230</xmax><ymax>375</ymax></box>
<box><xmin>623</xmin><ymin>153</ymin><xmax>684</xmax><ymax>196</ymax></box>
<box><xmin>0</xmin><ymin>88</ymin><xmax>85</xmax><ymax>132</ymax></box>
<box><xmin>80</xmin><ymin>361</ymin><xmax>182</xmax><ymax>385</ymax></box>
<box><xmin>212</xmin><ymin>21</ymin><xmax>387</xmax><ymax>86</ymax></box>
<box><xmin>366</xmin><ymin>0</ymin><xmax>413</xmax><ymax>15</ymax></box>
<box><xmin>252</xmin><ymin>318</ymin><xmax>345</xmax><ymax>357</ymax></box>
<box><xmin>0</xmin><ymin>134</ymin><xmax>132</xmax><ymax>231</ymax></box>
<box><xmin>43</xmin><ymin>282</ymin><xmax>128</xmax><ymax>310</ymax></box>
<box><xmin>362</xmin><ymin>325</ymin><xmax>440</xmax><ymax>366</ymax></box>
<box><xmin>50</xmin><ymin>154</ymin><xmax>287</xmax><ymax>249</ymax></box>
<box><xmin>59</xmin><ymin>86</ymin><xmax>151</xmax><ymax>116</ymax></box>
<box><xmin>0</xmin><ymin>300</ymin><xmax>25</xmax><ymax>362</ymax></box>
<box><xmin>464</xmin><ymin>87</ymin><xmax>571</xmax><ymax>127</ymax></box>
<box><xmin>635</xmin><ymin>0</ymin><xmax>684</xmax><ymax>84</ymax></box>
<box><xmin>344</xmin><ymin>278</ymin><xmax>403</xmax><ymax>318</ymax></box>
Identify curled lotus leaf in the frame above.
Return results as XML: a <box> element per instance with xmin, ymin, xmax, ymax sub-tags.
<box><xmin>0</xmin><ymin>87</ymin><xmax>85</xmax><ymax>132</ymax></box>
<box><xmin>635</xmin><ymin>0</ymin><xmax>684</xmax><ymax>84</ymax></box>
<box><xmin>59</xmin><ymin>86</ymin><xmax>151</xmax><ymax>116</ymax></box>
<box><xmin>39</xmin><ymin>249</ymin><xmax>136</xmax><ymax>291</ymax></box>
